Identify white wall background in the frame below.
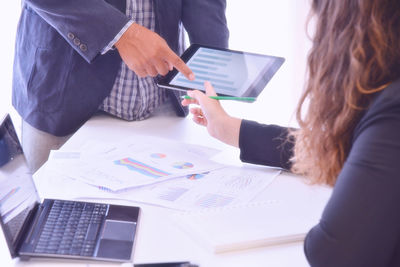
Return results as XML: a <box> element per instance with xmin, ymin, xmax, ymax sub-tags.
<box><xmin>0</xmin><ymin>1</ymin><xmax>311</xmax><ymax>131</ymax></box>
<box><xmin>224</xmin><ymin>0</ymin><xmax>311</xmax><ymax>127</ymax></box>
<box><xmin>0</xmin><ymin>2</ymin><xmax>20</xmax><ymax>124</ymax></box>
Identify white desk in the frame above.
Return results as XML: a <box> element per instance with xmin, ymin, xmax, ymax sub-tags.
<box><xmin>1</xmin><ymin>113</ymin><xmax>331</xmax><ymax>267</ymax></box>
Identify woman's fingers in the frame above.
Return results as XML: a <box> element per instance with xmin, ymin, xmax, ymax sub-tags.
<box><xmin>190</xmin><ymin>107</ymin><xmax>207</xmax><ymax>126</ymax></box>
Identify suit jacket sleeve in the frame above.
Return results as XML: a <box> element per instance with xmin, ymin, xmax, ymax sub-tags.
<box><xmin>24</xmin><ymin>0</ymin><xmax>129</xmax><ymax>63</ymax></box>
<box><xmin>181</xmin><ymin>0</ymin><xmax>229</xmax><ymax>48</ymax></box>
<box><xmin>239</xmin><ymin>120</ymin><xmax>294</xmax><ymax>170</ymax></box>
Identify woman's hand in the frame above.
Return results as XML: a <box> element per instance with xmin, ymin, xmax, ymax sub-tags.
<box><xmin>181</xmin><ymin>81</ymin><xmax>242</xmax><ymax>147</ymax></box>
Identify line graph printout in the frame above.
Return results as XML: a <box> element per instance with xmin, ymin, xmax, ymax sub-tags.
<box><xmin>37</xmin><ymin>158</ymin><xmax>280</xmax><ymax>212</ymax></box>
<box><xmin>46</xmin><ymin>136</ymin><xmax>225</xmax><ymax>191</ymax></box>
<box><xmin>114</xmin><ymin>166</ymin><xmax>281</xmax><ymax>211</ymax></box>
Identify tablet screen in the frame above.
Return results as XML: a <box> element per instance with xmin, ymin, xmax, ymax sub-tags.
<box><xmin>158</xmin><ymin>45</ymin><xmax>285</xmax><ymax>98</ymax></box>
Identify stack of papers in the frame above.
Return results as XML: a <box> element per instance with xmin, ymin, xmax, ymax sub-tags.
<box><xmin>173</xmin><ymin>200</ymin><xmax>317</xmax><ymax>253</ymax></box>
<box><xmin>47</xmin><ymin>136</ymin><xmax>224</xmax><ymax>191</ymax></box>
<box><xmin>114</xmin><ymin>166</ymin><xmax>279</xmax><ymax>211</ymax></box>
<box><xmin>33</xmin><ymin>134</ymin><xmax>332</xmax><ymax>254</ymax></box>
<box><xmin>172</xmin><ymin>174</ymin><xmax>332</xmax><ymax>253</ymax></box>
<box><xmin>37</xmin><ymin>135</ymin><xmax>280</xmax><ymax>211</ymax></box>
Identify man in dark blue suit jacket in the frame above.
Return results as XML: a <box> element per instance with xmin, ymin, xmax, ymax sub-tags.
<box><xmin>12</xmin><ymin>0</ymin><xmax>229</xmax><ymax>172</ymax></box>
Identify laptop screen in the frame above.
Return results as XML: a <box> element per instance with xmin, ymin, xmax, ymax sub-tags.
<box><xmin>0</xmin><ymin>114</ymin><xmax>39</xmax><ymax>255</ymax></box>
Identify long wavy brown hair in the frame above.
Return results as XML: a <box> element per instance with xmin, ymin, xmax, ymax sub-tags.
<box><xmin>290</xmin><ymin>0</ymin><xmax>400</xmax><ymax>186</ymax></box>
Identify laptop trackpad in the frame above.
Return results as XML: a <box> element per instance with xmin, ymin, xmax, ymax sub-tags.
<box><xmin>96</xmin><ymin>220</ymin><xmax>136</xmax><ymax>260</ymax></box>
<box><xmin>101</xmin><ymin>220</ymin><xmax>136</xmax><ymax>241</ymax></box>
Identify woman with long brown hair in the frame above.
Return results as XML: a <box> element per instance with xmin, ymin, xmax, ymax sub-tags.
<box><xmin>182</xmin><ymin>0</ymin><xmax>400</xmax><ymax>266</ymax></box>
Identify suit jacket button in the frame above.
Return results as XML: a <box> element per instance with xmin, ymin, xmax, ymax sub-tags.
<box><xmin>67</xmin><ymin>32</ymin><xmax>74</xmax><ymax>39</ymax></box>
<box><xmin>79</xmin><ymin>44</ymin><xmax>87</xmax><ymax>52</ymax></box>
<box><xmin>73</xmin><ymin>38</ymin><xmax>81</xmax><ymax>46</ymax></box>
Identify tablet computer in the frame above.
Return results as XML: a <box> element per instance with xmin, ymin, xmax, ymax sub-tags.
<box><xmin>157</xmin><ymin>44</ymin><xmax>285</xmax><ymax>98</ymax></box>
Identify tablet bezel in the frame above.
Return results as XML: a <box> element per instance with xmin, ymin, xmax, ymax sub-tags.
<box><xmin>157</xmin><ymin>44</ymin><xmax>285</xmax><ymax>98</ymax></box>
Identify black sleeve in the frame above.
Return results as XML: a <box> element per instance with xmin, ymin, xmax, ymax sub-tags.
<box><xmin>304</xmin><ymin>96</ymin><xmax>400</xmax><ymax>266</ymax></box>
<box><xmin>238</xmin><ymin>120</ymin><xmax>293</xmax><ymax>170</ymax></box>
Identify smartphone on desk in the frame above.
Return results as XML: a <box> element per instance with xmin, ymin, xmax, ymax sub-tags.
<box><xmin>134</xmin><ymin>262</ymin><xmax>198</xmax><ymax>267</ymax></box>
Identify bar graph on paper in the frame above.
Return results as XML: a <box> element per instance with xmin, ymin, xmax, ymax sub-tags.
<box><xmin>195</xmin><ymin>193</ymin><xmax>234</xmax><ymax>208</ymax></box>
<box><xmin>158</xmin><ymin>187</ymin><xmax>189</xmax><ymax>201</ymax></box>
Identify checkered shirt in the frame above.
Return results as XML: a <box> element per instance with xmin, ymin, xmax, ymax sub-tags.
<box><xmin>99</xmin><ymin>0</ymin><xmax>167</xmax><ymax>120</ymax></box>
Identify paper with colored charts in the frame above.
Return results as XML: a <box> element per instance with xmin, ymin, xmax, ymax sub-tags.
<box><xmin>47</xmin><ymin>136</ymin><xmax>225</xmax><ymax>191</ymax></box>
<box><xmin>35</xmin><ymin>162</ymin><xmax>280</xmax><ymax>212</ymax></box>
<box><xmin>112</xmin><ymin>165</ymin><xmax>280</xmax><ymax>211</ymax></box>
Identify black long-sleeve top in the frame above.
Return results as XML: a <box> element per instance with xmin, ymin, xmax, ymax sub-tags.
<box><xmin>238</xmin><ymin>79</ymin><xmax>400</xmax><ymax>267</ymax></box>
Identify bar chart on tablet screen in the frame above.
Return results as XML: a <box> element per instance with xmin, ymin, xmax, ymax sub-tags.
<box><xmin>171</xmin><ymin>47</ymin><xmax>274</xmax><ymax>96</ymax></box>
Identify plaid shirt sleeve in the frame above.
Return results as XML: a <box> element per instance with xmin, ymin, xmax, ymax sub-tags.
<box><xmin>101</xmin><ymin>20</ymin><xmax>134</xmax><ymax>55</ymax></box>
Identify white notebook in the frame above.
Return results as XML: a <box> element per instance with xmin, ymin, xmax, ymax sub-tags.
<box><xmin>173</xmin><ymin>176</ymin><xmax>332</xmax><ymax>253</ymax></box>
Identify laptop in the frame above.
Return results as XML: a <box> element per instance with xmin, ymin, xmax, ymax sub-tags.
<box><xmin>0</xmin><ymin>114</ymin><xmax>141</xmax><ymax>262</ymax></box>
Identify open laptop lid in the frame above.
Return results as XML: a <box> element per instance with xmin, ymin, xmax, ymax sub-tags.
<box><xmin>0</xmin><ymin>114</ymin><xmax>40</xmax><ymax>258</ymax></box>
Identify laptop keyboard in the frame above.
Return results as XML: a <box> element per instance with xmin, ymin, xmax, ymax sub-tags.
<box><xmin>34</xmin><ymin>200</ymin><xmax>108</xmax><ymax>256</ymax></box>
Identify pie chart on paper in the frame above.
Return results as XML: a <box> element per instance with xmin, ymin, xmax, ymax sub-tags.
<box><xmin>172</xmin><ymin>162</ymin><xmax>194</xmax><ymax>169</ymax></box>
<box><xmin>150</xmin><ymin>153</ymin><xmax>167</xmax><ymax>159</ymax></box>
